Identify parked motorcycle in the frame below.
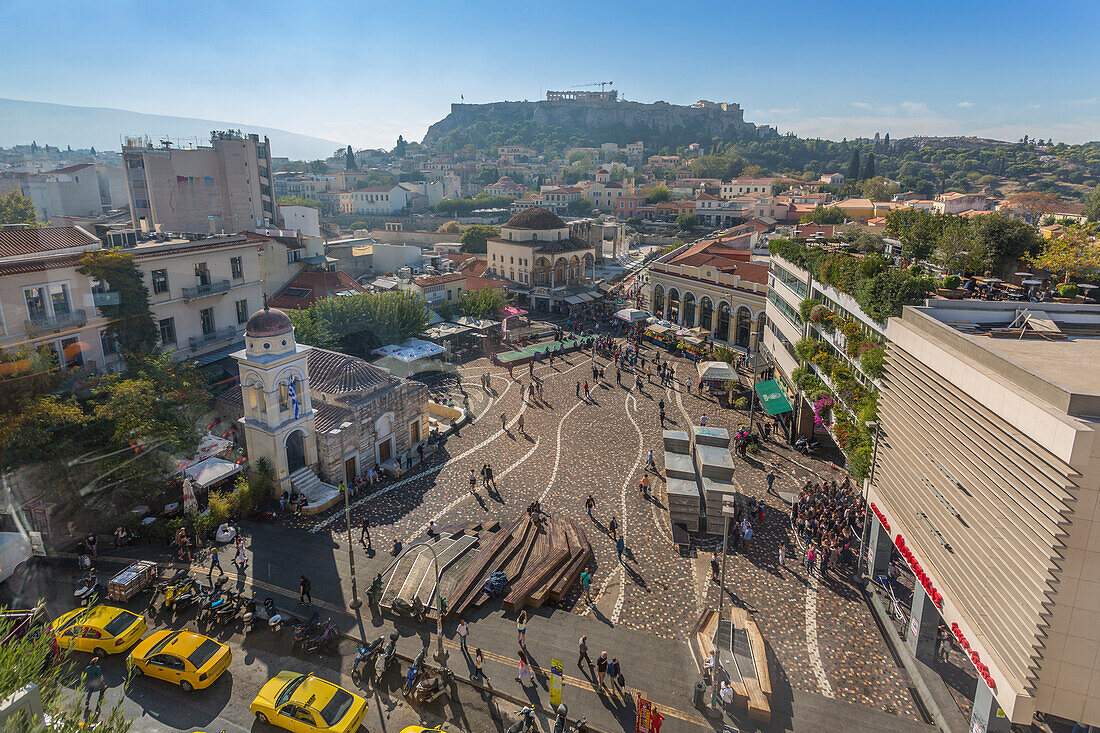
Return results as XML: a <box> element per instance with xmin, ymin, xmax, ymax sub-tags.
<box><xmin>794</xmin><ymin>436</ymin><xmax>820</xmax><ymax>456</ymax></box>
<box><xmin>195</xmin><ymin>578</ymin><xmax>228</xmax><ymax>622</ymax></box>
<box><xmin>163</xmin><ymin>574</ymin><xmax>198</xmax><ymax>612</ymax></box>
<box><xmin>390</xmin><ymin>596</ymin><xmax>427</xmax><ymax>622</ymax></box>
<box><xmin>409</xmin><ymin>663</ymin><xmax>453</xmax><ymax>704</ymax></box>
<box><xmin>244</xmin><ymin>595</ymin><xmax>282</xmax><ymax>634</ymax></box>
<box><xmin>371</xmin><ymin>632</ymin><xmax>399</xmax><ymax>685</ymax></box>
<box><xmin>353</xmin><ymin>636</ymin><xmax>385</xmax><ymax>679</ymax></box>
<box><xmin>506</xmin><ymin>707</ymin><xmax>538</xmax><ymax>733</ymax></box>
<box><xmin>212</xmin><ymin>591</ymin><xmax>242</xmax><ymax>626</ymax></box>
<box><xmin>292</xmin><ymin>611</ymin><xmax>322</xmax><ymax>647</ymax></box>
<box><xmin>300</xmin><ymin>619</ymin><xmax>339</xmax><ymax>654</ymax></box>
<box><xmin>402</xmin><ymin>647</ymin><xmax>428</xmax><ymax>697</ymax></box>
<box><xmin>553</xmin><ymin>704</ymin><xmax>569</xmax><ymax>733</ymax></box>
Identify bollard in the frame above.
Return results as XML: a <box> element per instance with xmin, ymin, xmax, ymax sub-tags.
<box><xmin>693</xmin><ymin>679</ymin><xmax>706</xmax><ymax>709</ymax></box>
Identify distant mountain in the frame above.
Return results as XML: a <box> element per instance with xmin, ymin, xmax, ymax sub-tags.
<box><xmin>0</xmin><ymin>98</ymin><xmax>342</xmax><ymax>160</ymax></box>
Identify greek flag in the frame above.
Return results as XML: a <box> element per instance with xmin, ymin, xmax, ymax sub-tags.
<box><xmin>288</xmin><ymin>380</ymin><xmax>300</xmax><ymax>419</ymax></box>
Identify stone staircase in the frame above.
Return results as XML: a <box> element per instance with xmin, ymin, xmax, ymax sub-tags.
<box><xmin>289</xmin><ymin>467</ymin><xmax>342</xmax><ymax>516</ymax></box>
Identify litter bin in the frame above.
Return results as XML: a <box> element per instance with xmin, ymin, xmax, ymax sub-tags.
<box><xmin>692</xmin><ymin>679</ymin><xmax>706</xmax><ymax>709</ymax></box>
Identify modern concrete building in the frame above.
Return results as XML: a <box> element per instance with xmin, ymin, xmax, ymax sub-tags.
<box><xmin>866</xmin><ymin>300</ymin><xmax>1100</xmax><ymax>731</ymax></box>
<box><xmin>647</xmin><ymin>236</ymin><xmax>768</xmax><ymax>349</ymax></box>
<box><xmin>0</xmin><ymin>163</ymin><xmax>125</xmax><ymax>221</ymax></box>
<box><xmin>122</xmin><ymin>132</ymin><xmax>276</xmax><ymax>235</ymax></box>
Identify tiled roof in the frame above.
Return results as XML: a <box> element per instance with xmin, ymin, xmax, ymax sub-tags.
<box><xmin>463</xmin><ymin>276</ymin><xmax>508</xmax><ymax>291</ymax></box>
<box><xmin>45</xmin><ymin>163</ymin><xmax>94</xmax><ymax>175</ymax></box>
<box><xmin>307</xmin><ymin>347</ymin><xmax>396</xmax><ymax>395</ymax></box>
<box><xmin>0</xmin><ymin>253</ymin><xmax>84</xmax><ymax>276</ymax></box>
<box><xmin>268</xmin><ymin>270</ymin><xmax>367</xmax><ymax>310</ymax></box>
<box><xmin>0</xmin><ymin>226</ymin><xmax>99</xmax><ymax>259</ymax></box>
<box><xmin>414</xmin><ymin>273</ymin><xmax>466</xmax><ymax>287</ymax></box>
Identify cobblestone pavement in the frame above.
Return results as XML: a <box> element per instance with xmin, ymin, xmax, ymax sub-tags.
<box><xmin>297</xmin><ymin>334</ymin><xmax>921</xmax><ymax>722</ymax></box>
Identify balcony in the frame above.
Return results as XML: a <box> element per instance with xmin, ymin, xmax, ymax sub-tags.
<box><xmin>189</xmin><ymin>326</ymin><xmax>238</xmax><ymax>350</ymax></box>
<box><xmin>24</xmin><ymin>309</ymin><xmax>87</xmax><ymax>336</ymax></box>
<box><xmin>182</xmin><ymin>279</ymin><xmax>231</xmax><ymax>301</ymax></box>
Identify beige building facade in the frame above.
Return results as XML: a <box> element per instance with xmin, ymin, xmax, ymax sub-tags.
<box><xmin>868</xmin><ymin>300</ymin><xmax>1100</xmax><ymax>730</ymax></box>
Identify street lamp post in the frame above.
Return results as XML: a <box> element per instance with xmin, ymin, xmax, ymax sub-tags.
<box><xmin>857</xmin><ymin>421</ymin><xmax>881</xmax><ymax>580</ymax></box>
<box><xmin>335</xmin><ymin>423</ymin><xmax>361</xmax><ymax>611</ymax></box>
<box><xmin>711</xmin><ymin>502</ymin><xmax>735</xmax><ymax>711</ymax></box>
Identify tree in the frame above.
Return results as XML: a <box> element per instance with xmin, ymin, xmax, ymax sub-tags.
<box><xmin>0</xmin><ymin>612</ymin><xmax>132</xmax><ymax>732</ymax></box>
<box><xmin>456</xmin><ymin>287</ymin><xmax>508</xmax><ymax>319</ymax></box>
<box><xmin>290</xmin><ymin>291</ymin><xmax>429</xmax><ymax>356</ymax></box>
<box><xmin>437</xmin><ymin>220</ymin><xmax>463</xmax><ymax>234</ymax></box>
<box><xmin>646</xmin><ymin>186</ymin><xmax>671</xmax><ymax>204</ymax></box>
<box><xmin>861</xmin><ymin>152</ymin><xmax>876</xmax><ymax>180</ymax></box>
<box><xmin>970</xmin><ymin>213</ymin><xmax>1041</xmax><ymax>277</ymax></box>
<box><xmin>1006</xmin><ymin>191</ymin><xmax>1061</xmax><ymax>223</ymax></box>
<box><xmin>799</xmin><ymin>205</ymin><xmax>847</xmax><ymax>224</ymax></box>
<box><xmin>935</xmin><ymin>216</ymin><xmax>979</xmax><ymax>272</ymax></box>
<box><xmin>676</xmin><ymin>213</ymin><xmax>698</xmax><ymax>231</ymax></box>
<box><xmin>886</xmin><ymin>208</ymin><xmax>942</xmax><ymax>261</ymax></box>
<box><xmin>78</xmin><ymin>249</ymin><xmax>158</xmax><ymax>358</ymax></box>
<box><xmin>1085</xmin><ymin>184</ymin><xmax>1100</xmax><ymax>223</ymax></box>
<box><xmin>847</xmin><ymin>149</ymin><xmax>861</xmax><ymax>182</ymax></box>
<box><xmin>394</xmin><ymin>135</ymin><xmax>407</xmax><ymax>157</ymax></box>
<box><xmin>459</xmin><ymin>225</ymin><xmax>500</xmax><ymax>253</ymax></box>
<box><xmin>567</xmin><ymin>198</ymin><xmax>595</xmax><ymax>216</ymax></box>
<box><xmin>859</xmin><ymin>176</ymin><xmax>897</xmax><ymax>202</ymax></box>
<box><xmin>277</xmin><ymin>195</ymin><xmax>323</xmax><ymax>209</ymax></box>
<box><xmin>308</xmin><ymin>160</ymin><xmax>329</xmax><ymax>174</ymax></box>
<box><xmin>0</xmin><ymin>190</ymin><xmax>38</xmax><ymax>226</ymax></box>
<box><xmin>344</xmin><ymin>145</ymin><xmax>357</xmax><ymax>170</ymax></box>
<box><xmin>1026</xmin><ymin>227</ymin><xmax>1100</xmax><ymax>283</ymax></box>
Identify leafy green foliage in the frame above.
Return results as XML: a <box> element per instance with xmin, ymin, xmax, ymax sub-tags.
<box><xmin>941</xmin><ymin>274</ymin><xmax>961</xmax><ymax>289</ymax></box>
<box><xmin>676</xmin><ymin>213</ymin><xmax>698</xmax><ymax>231</ymax></box>
<box><xmin>799</xmin><ymin>205</ymin><xmax>847</xmax><ymax>224</ymax></box>
<box><xmin>454</xmin><ymin>287</ymin><xmax>508</xmax><ymax>319</ymax></box>
<box><xmin>459</xmin><ymin>225</ymin><xmax>500</xmax><ymax>253</ymax></box>
<box><xmin>969</xmin><ymin>213</ymin><xmax>1041</xmax><ymax>276</ymax></box>
<box><xmin>798</xmin><ymin>298</ymin><xmax>821</xmax><ymax>322</ymax></box>
<box><xmin>433</xmin><ymin>194</ymin><xmax>516</xmax><ymax>217</ymax></box>
<box><xmin>277</xmin><ymin>195</ymin><xmax>323</xmax><ymax>209</ymax></box>
<box><xmin>1059</xmin><ymin>283</ymin><xmax>1080</xmax><ymax>298</ymax></box>
<box><xmin>1085</xmin><ymin>184</ymin><xmax>1100</xmax><ymax>222</ymax></box>
<box><xmin>287</xmin><ymin>290</ymin><xmax>430</xmax><ymax>357</ymax></box>
<box><xmin>0</xmin><ymin>190</ymin><xmax>38</xmax><ymax>226</ymax></box>
<box><xmin>78</xmin><ymin>249</ymin><xmax>158</xmax><ymax>359</ymax></box>
<box><xmin>567</xmin><ymin>198</ymin><xmax>595</xmax><ymax>216</ymax></box>
<box><xmin>646</xmin><ymin>186</ymin><xmax>671</xmax><ymax>204</ymax></box>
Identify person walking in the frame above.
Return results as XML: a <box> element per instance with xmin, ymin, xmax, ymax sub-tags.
<box><xmin>580</xmin><ymin>568</ymin><xmax>593</xmax><ymax>604</ymax></box>
<box><xmin>578</xmin><ymin>634</ymin><xmax>593</xmax><ymax>669</ymax></box>
<box><xmin>208</xmin><ymin>546</ymin><xmax>224</xmax><ymax>578</ymax></box>
<box><xmin>516</xmin><ymin>610</ymin><xmax>528</xmax><ymax>649</ymax></box>
<box><xmin>518</xmin><ymin>413</ymin><xmax>525</xmax><ymax>435</ymax></box>
<box><xmin>485</xmin><ymin>463</ymin><xmax>496</xmax><ymax>490</ymax></box>
<box><xmin>474</xmin><ymin>648</ymin><xmax>487</xmax><ymax>681</ymax></box>
<box><xmin>82</xmin><ymin>657</ymin><xmax>105</xmax><ymax>715</ymax></box>
<box><xmin>805</xmin><ymin>546</ymin><xmax>816</xmax><ymax>574</ymax></box>
<box><xmin>359</xmin><ymin>515</ymin><xmax>371</xmax><ymax>547</ymax></box>
<box><xmin>778</xmin><ymin>543</ymin><xmax>786</xmax><ymax>567</ymax></box>
<box><xmin>583</xmin><ymin>381</ymin><xmax>590</xmax><ymax>399</ymax></box>
<box><xmin>457</xmin><ymin>618</ymin><xmax>469</xmax><ymax>654</ymax></box>
<box><xmin>766</xmin><ymin>470</ymin><xmax>776</xmax><ymax>496</ymax></box>
<box><xmin>585</xmin><ymin>494</ymin><xmax>595</xmax><ymax>517</ymax></box>
<box><xmin>576</xmin><ymin>382</ymin><xmax>581</xmax><ymax>398</ymax></box>
<box><xmin>616</xmin><ymin>535</ymin><xmax>625</xmax><ymax>563</ymax></box>
<box><xmin>699</xmin><ymin>413</ymin><xmax>708</xmax><ymax>426</ymax></box>
<box><xmin>711</xmin><ymin>554</ymin><xmax>721</xmax><ymax>582</ymax></box>
<box><xmin>234</xmin><ymin>544</ymin><xmax>248</xmax><ymax>576</ymax></box>
<box><xmin>470</xmin><ymin>468</ymin><xmax>479</xmax><ymax>493</ymax></box>
<box><xmin>596</xmin><ymin>651</ymin><xmax>609</xmax><ymax>689</ymax></box>
<box><xmin>639</xmin><ymin>474</ymin><xmax>651</xmax><ymax>497</ymax></box>
<box><xmin>646</xmin><ymin>449</ymin><xmax>655</xmax><ymax>472</ymax></box>
<box><xmin>607</xmin><ymin>657</ymin><xmax>622</xmax><ymax>693</ymax></box>
<box><xmin>516</xmin><ymin>650</ymin><xmax>534</xmax><ymax>686</ymax></box>
<box><xmin>607</xmin><ymin>516</ymin><xmax>618</xmax><ymax>540</ymax></box>
<box><xmin>500</xmin><ymin>411</ymin><xmax>507</xmax><ymax>430</ymax></box>
<box><xmin>299</xmin><ymin>575</ymin><xmax>312</xmax><ymax>605</ymax></box>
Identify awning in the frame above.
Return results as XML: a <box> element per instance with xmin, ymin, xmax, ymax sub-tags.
<box><xmin>697</xmin><ymin>361</ymin><xmax>736</xmax><ymax>382</ymax></box>
<box><xmin>502</xmin><ymin>306</ymin><xmax>528</xmax><ymax>317</ymax></box>
<box><xmin>372</xmin><ymin>338</ymin><xmax>447</xmax><ymax>362</ymax></box>
<box><xmin>647</xmin><ymin>324</ymin><xmax>670</xmax><ymax>335</ymax></box>
<box><xmin>614</xmin><ymin>308</ymin><xmax>650</xmax><ymax>322</ymax></box>
<box><xmin>564</xmin><ymin>295</ymin><xmax>586</xmax><ymax>305</ymax></box>
<box><xmin>424</xmin><ymin>323</ymin><xmax>473</xmax><ymax>340</ymax></box>
<box><xmin>184</xmin><ymin>457</ymin><xmax>244</xmax><ymax>489</ymax></box>
<box><xmin>755</xmin><ymin>379</ymin><xmax>794</xmax><ymax>416</ymax></box>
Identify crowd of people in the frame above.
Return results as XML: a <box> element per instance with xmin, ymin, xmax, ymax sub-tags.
<box><xmin>791</xmin><ymin>478</ymin><xmax>863</xmax><ymax>576</ymax></box>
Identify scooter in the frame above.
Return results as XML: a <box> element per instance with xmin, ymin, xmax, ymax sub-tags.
<box><xmin>244</xmin><ymin>596</ymin><xmax>283</xmax><ymax>634</ymax></box>
<box><xmin>402</xmin><ymin>647</ymin><xmax>428</xmax><ymax>697</ymax></box>
<box><xmin>212</xmin><ymin>591</ymin><xmax>242</xmax><ymax>626</ymax></box>
<box><xmin>371</xmin><ymin>631</ymin><xmax>399</xmax><ymax>685</ymax></box>
<box><xmin>74</xmin><ymin>571</ymin><xmax>104</xmax><ymax>607</ymax></box>
<box><xmin>196</xmin><ymin>578</ymin><xmax>228</xmax><ymax>622</ymax></box>
<box><xmin>292</xmin><ymin>611</ymin><xmax>322</xmax><ymax>647</ymax></box>
<box><xmin>794</xmin><ymin>436</ymin><xmax>820</xmax><ymax>455</ymax></box>
<box><xmin>553</xmin><ymin>704</ymin><xmax>569</xmax><ymax>733</ymax></box>
<box><xmin>353</xmin><ymin>636</ymin><xmax>385</xmax><ymax>679</ymax></box>
<box><xmin>390</xmin><ymin>596</ymin><xmax>427</xmax><ymax>622</ymax></box>
<box><xmin>506</xmin><ymin>707</ymin><xmax>538</xmax><ymax>733</ymax></box>
<box><xmin>409</xmin><ymin>663</ymin><xmax>453</xmax><ymax>704</ymax></box>
<box><xmin>300</xmin><ymin>619</ymin><xmax>339</xmax><ymax>655</ymax></box>
<box><xmin>163</xmin><ymin>575</ymin><xmax>199</xmax><ymax>612</ymax></box>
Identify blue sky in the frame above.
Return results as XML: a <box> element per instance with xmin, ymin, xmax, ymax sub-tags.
<box><xmin>2</xmin><ymin>0</ymin><xmax>1098</xmax><ymax>150</ymax></box>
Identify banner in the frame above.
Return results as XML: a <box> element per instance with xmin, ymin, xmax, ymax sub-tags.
<box><xmin>635</xmin><ymin>692</ymin><xmax>652</xmax><ymax>732</ymax></box>
<box><xmin>549</xmin><ymin>658</ymin><xmax>563</xmax><ymax>707</ymax></box>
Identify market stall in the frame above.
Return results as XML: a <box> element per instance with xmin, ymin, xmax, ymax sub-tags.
<box><xmin>183</xmin><ymin>456</ymin><xmax>244</xmax><ymax>491</ymax></box>
<box><xmin>372</xmin><ymin>338</ymin><xmax>448</xmax><ymax>377</ymax></box>
<box><xmin>645</xmin><ymin>323</ymin><xmax>675</xmax><ymax>347</ymax></box>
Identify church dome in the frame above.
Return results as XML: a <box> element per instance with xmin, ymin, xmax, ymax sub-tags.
<box><xmin>505</xmin><ymin>207</ymin><xmax>566</xmax><ymax>230</ymax></box>
<box><xmin>245</xmin><ymin>306</ymin><xmax>293</xmax><ymax>337</ymax></box>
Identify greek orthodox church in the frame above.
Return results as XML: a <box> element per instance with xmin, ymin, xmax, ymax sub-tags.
<box><xmin>227</xmin><ymin>305</ymin><xmax>428</xmax><ymax>512</ymax></box>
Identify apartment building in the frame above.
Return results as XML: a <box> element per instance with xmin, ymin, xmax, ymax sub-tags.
<box><xmin>0</xmin><ymin>163</ymin><xmax>128</xmax><ymax>221</ymax></box>
<box><xmin>720</xmin><ymin>177</ymin><xmax>778</xmax><ymax>198</ymax></box>
<box><xmin>867</xmin><ymin>301</ymin><xmax>1100</xmax><ymax>731</ymax></box>
<box><xmin>122</xmin><ymin>132</ymin><xmax>276</xmax><ymax>234</ymax></box>
<box><xmin>319</xmin><ymin>185</ymin><xmax>411</xmax><ymax>215</ymax></box>
<box><xmin>647</xmin><ymin>237</ymin><xmax>768</xmax><ymax>348</ymax></box>
<box><xmin>763</xmin><ymin>250</ymin><xmax>887</xmax><ymax>441</ymax></box>
<box><xmin>0</xmin><ymin>226</ymin><xmax>110</xmax><ymax>372</ymax></box>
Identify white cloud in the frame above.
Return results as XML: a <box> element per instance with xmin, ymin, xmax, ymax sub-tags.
<box><xmin>851</xmin><ymin>101</ymin><xmax>872</xmax><ymax>110</ymax></box>
<box><xmin>900</xmin><ymin>101</ymin><xmax>930</xmax><ymax>115</ymax></box>
<box><xmin>956</xmin><ymin>101</ymin><xmax>974</xmax><ymax>108</ymax></box>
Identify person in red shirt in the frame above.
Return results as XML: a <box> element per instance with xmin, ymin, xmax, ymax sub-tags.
<box><xmin>649</xmin><ymin>707</ymin><xmax>665</xmax><ymax>732</ymax></box>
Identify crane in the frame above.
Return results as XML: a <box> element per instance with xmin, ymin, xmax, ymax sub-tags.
<box><xmin>572</xmin><ymin>81</ymin><xmax>614</xmax><ymax>93</ymax></box>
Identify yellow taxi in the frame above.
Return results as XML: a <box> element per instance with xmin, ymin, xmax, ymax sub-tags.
<box><xmin>127</xmin><ymin>630</ymin><xmax>231</xmax><ymax>692</ymax></box>
<box><xmin>250</xmin><ymin>671</ymin><xmax>368</xmax><ymax>733</ymax></box>
<box><xmin>52</xmin><ymin>605</ymin><xmax>146</xmax><ymax>656</ymax></box>
<box><xmin>399</xmin><ymin>727</ymin><xmax>447</xmax><ymax>732</ymax></box>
